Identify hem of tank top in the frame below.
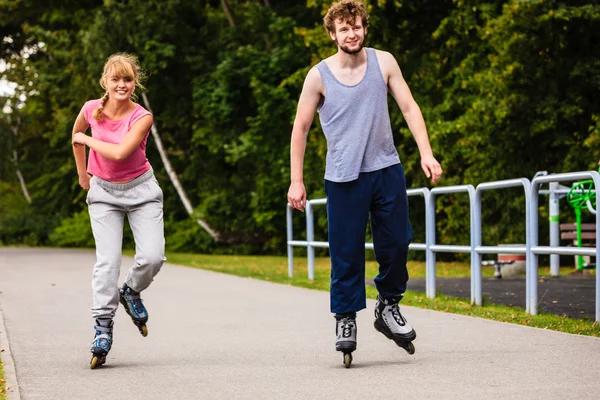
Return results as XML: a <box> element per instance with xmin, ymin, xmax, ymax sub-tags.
<box><xmin>359</xmin><ymin>160</ymin><xmax>401</xmax><ymax>174</ymax></box>
<box><xmin>324</xmin><ymin>160</ymin><xmax>401</xmax><ymax>182</ymax></box>
<box><xmin>89</xmin><ymin>167</ymin><xmax>152</xmax><ymax>185</ymax></box>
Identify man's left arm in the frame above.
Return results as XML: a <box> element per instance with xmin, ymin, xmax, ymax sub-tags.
<box><xmin>381</xmin><ymin>51</ymin><xmax>442</xmax><ymax>184</ymax></box>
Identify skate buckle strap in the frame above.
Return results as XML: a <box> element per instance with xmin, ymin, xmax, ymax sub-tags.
<box><xmin>124</xmin><ymin>292</ymin><xmax>141</xmax><ymax>300</ymax></box>
<box><xmin>94</xmin><ymin>325</ymin><xmax>112</xmax><ymax>333</ymax></box>
<box><xmin>94</xmin><ymin>332</ymin><xmax>111</xmax><ymax>341</ymax></box>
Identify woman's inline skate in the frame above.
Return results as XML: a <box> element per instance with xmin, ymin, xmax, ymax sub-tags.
<box><xmin>119</xmin><ymin>283</ymin><xmax>149</xmax><ymax>337</ymax></box>
<box><xmin>90</xmin><ymin>318</ymin><xmax>113</xmax><ymax>369</ymax></box>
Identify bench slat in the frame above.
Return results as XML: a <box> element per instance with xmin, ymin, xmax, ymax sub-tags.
<box><xmin>561</xmin><ymin>232</ymin><xmax>597</xmax><ymax>240</ymax></box>
<box><xmin>559</xmin><ymin>223</ymin><xmax>596</xmax><ymax>231</ymax></box>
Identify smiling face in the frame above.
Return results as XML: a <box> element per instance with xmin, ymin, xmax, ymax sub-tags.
<box><xmin>106</xmin><ymin>71</ymin><xmax>135</xmax><ymax>101</ymax></box>
<box><xmin>329</xmin><ymin>16</ymin><xmax>366</xmax><ymax>55</ymax></box>
<box><xmin>99</xmin><ymin>55</ymin><xmax>142</xmax><ymax>102</ymax></box>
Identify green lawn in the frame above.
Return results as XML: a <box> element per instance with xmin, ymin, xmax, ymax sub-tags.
<box><xmin>0</xmin><ymin>352</ymin><xmax>6</xmax><ymax>400</ymax></box>
<box><xmin>156</xmin><ymin>252</ymin><xmax>600</xmax><ymax>337</ymax></box>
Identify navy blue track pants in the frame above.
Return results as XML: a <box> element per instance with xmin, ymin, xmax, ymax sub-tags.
<box><xmin>325</xmin><ymin>163</ymin><xmax>413</xmax><ymax>314</ymax></box>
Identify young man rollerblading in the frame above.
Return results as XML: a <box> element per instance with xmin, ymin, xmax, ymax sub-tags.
<box><xmin>288</xmin><ymin>0</ymin><xmax>442</xmax><ymax>368</ymax></box>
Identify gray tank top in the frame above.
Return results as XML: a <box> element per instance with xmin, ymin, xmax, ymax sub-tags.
<box><xmin>316</xmin><ymin>47</ymin><xmax>400</xmax><ymax>182</ymax></box>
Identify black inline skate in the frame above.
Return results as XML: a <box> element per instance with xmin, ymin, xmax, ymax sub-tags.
<box><xmin>90</xmin><ymin>318</ymin><xmax>113</xmax><ymax>369</ymax></box>
<box><xmin>374</xmin><ymin>295</ymin><xmax>416</xmax><ymax>355</ymax></box>
<box><xmin>335</xmin><ymin>314</ymin><xmax>357</xmax><ymax>368</ymax></box>
<box><xmin>119</xmin><ymin>283</ymin><xmax>148</xmax><ymax>337</ymax></box>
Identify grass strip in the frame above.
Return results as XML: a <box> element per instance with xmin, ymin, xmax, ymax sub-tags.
<box><xmin>0</xmin><ymin>353</ymin><xmax>6</xmax><ymax>400</ymax></box>
<box><xmin>135</xmin><ymin>251</ymin><xmax>599</xmax><ymax>337</ymax></box>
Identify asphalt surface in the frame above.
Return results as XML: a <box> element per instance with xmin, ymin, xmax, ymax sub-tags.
<box><xmin>402</xmin><ymin>275</ymin><xmax>597</xmax><ymax>320</ymax></box>
<box><xmin>1</xmin><ymin>248</ymin><xmax>599</xmax><ymax>400</ymax></box>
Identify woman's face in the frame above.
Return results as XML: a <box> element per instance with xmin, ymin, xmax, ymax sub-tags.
<box><xmin>105</xmin><ymin>68</ymin><xmax>135</xmax><ymax>101</ymax></box>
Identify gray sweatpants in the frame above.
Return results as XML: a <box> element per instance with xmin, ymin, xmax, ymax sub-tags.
<box><xmin>87</xmin><ymin>169</ymin><xmax>166</xmax><ymax>319</ymax></box>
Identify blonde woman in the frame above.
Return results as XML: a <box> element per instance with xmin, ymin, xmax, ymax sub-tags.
<box><xmin>72</xmin><ymin>53</ymin><xmax>165</xmax><ymax>369</ymax></box>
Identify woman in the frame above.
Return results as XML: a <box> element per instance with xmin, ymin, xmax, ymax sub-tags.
<box><xmin>72</xmin><ymin>53</ymin><xmax>165</xmax><ymax>369</ymax></box>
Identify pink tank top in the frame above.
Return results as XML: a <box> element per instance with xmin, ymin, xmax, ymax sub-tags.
<box><xmin>83</xmin><ymin>99</ymin><xmax>152</xmax><ymax>182</ymax></box>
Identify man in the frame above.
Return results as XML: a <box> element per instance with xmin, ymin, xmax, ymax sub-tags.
<box><xmin>287</xmin><ymin>0</ymin><xmax>442</xmax><ymax>362</ymax></box>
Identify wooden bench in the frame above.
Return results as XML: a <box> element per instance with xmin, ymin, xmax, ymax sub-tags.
<box><xmin>559</xmin><ymin>223</ymin><xmax>596</xmax><ymax>268</ymax></box>
<box><xmin>559</xmin><ymin>223</ymin><xmax>596</xmax><ymax>241</ymax></box>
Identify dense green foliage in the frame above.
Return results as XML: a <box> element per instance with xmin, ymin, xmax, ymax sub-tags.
<box><xmin>1</xmin><ymin>0</ymin><xmax>599</xmax><ymax>255</ymax></box>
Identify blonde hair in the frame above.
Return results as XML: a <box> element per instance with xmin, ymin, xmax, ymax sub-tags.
<box><xmin>93</xmin><ymin>53</ymin><xmax>146</xmax><ymax>121</ymax></box>
<box><xmin>323</xmin><ymin>0</ymin><xmax>369</xmax><ymax>33</ymax></box>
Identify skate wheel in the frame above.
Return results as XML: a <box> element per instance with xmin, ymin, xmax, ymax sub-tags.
<box><xmin>90</xmin><ymin>356</ymin><xmax>99</xmax><ymax>369</ymax></box>
<box><xmin>405</xmin><ymin>342</ymin><xmax>415</xmax><ymax>355</ymax></box>
<box><xmin>140</xmin><ymin>325</ymin><xmax>148</xmax><ymax>337</ymax></box>
<box><xmin>343</xmin><ymin>353</ymin><xmax>352</xmax><ymax>368</ymax></box>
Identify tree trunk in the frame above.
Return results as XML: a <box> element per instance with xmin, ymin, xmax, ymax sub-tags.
<box><xmin>14</xmin><ymin>161</ymin><xmax>31</xmax><ymax>203</ymax></box>
<box><xmin>141</xmin><ymin>93</ymin><xmax>220</xmax><ymax>241</ymax></box>
<box><xmin>7</xmin><ymin>116</ymin><xmax>31</xmax><ymax>203</ymax></box>
<box><xmin>221</xmin><ymin>0</ymin><xmax>236</xmax><ymax>27</ymax></box>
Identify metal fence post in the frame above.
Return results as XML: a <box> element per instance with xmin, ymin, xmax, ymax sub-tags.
<box><xmin>465</xmin><ymin>186</ymin><xmax>479</xmax><ymax>306</ymax></box>
<box><xmin>549</xmin><ymin>182</ymin><xmax>560</xmax><ymax>277</ymax></box>
<box><xmin>424</xmin><ymin>190</ymin><xmax>436</xmax><ymax>299</ymax></box>
<box><xmin>286</xmin><ymin>204</ymin><xmax>294</xmax><ymax>278</ymax></box>
<box><xmin>306</xmin><ymin>201</ymin><xmax>315</xmax><ymax>281</ymax></box>
<box><xmin>472</xmin><ymin>190</ymin><xmax>483</xmax><ymax>306</ymax></box>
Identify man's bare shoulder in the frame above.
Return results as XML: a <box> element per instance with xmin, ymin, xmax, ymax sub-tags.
<box><xmin>373</xmin><ymin>49</ymin><xmax>397</xmax><ymax>66</ymax></box>
<box><xmin>304</xmin><ymin>65</ymin><xmax>325</xmax><ymax>93</ymax></box>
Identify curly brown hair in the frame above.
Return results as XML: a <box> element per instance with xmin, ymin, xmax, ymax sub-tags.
<box><xmin>323</xmin><ymin>0</ymin><xmax>369</xmax><ymax>33</ymax></box>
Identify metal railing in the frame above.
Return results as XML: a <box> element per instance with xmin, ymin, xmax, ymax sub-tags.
<box><xmin>286</xmin><ymin>171</ymin><xmax>599</xmax><ymax>321</ymax></box>
<box><xmin>530</xmin><ymin>172</ymin><xmax>600</xmax><ymax>318</ymax></box>
<box><xmin>473</xmin><ymin>179</ymin><xmax>531</xmax><ymax>309</ymax></box>
<box><xmin>427</xmin><ymin>185</ymin><xmax>476</xmax><ymax>301</ymax></box>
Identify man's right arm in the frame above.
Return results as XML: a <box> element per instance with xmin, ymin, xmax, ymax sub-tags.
<box><xmin>288</xmin><ymin>66</ymin><xmax>323</xmax><ymax>212</ymax></box>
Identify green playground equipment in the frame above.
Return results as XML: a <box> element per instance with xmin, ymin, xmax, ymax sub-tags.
<box><xmin>566</xmin><ymin>172</ymin><xmax>597</xmax><ymax>270</ymax></box>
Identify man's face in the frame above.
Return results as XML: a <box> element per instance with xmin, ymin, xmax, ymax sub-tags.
<box><xmin>329</xmin><ymin>16</ymin><xmax>366</xmax><ymax>55</ymax></box>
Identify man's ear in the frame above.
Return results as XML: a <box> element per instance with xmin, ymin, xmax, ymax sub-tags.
<box><xmin>329</xmin><ymin>31</ymin><xmax>336</xmax><ymax>42</ymax></box>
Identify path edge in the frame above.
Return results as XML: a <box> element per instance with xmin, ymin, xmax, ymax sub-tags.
<box><xmin>0</xmin><ymin>295</ymin><xmax>21</xmax><ymax>400</ymax></box>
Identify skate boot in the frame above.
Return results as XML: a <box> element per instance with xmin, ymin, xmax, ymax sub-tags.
<box><xmin>335</xmin><ymin>314</ymin><xmax>357</xmax><ymax>368</ymax></box>
<box><xmin>374</xmin><ymin>295</ymin><xmax>416</xmax><ymax>355</ymax></box>
<box><xmin>119</xmin><ymin>283</ymin><xmax>148</xmax><ymax>337</ymax></box>
<box><xmin>90</xmin><ymin>318</ymin><xmax>113</xmax><ymax>369</ymax></box>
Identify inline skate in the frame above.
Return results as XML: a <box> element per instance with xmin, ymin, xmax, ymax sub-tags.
<box><xmin>119</xmin><ymin>283</ymin><xmax>148</xmax><ymax>337</ymax></box>
<box><xmin>90</xmin><ymin>318</ymin><xmax>113</xmax><ymax>369</ymax></box>
<box><xmin>335</xmin><ymin>315</ymin><xmax>357</xmax><ymax>368</ymax></box>
<box><xmin>374</xmin><ymin>295</ymin><xmax>416</xmax><ymax>355</ymax></box>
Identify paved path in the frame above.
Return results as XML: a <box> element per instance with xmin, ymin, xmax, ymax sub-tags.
<box><xmin>0</xmin><ymin>248</ymin><xmax>599</xmax><ymax>400</ymax></box>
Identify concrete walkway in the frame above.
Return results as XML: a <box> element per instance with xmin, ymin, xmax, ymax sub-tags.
<box><xmin>0</xmin><ymin>248</ymin><xmax>599</xmax><ymax>400</ymax></box>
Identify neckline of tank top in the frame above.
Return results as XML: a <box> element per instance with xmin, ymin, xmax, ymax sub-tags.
<box><xmin>101</xmin><ymin>102</ymin><xmax>140</xmax><ymax>123</ymax></box>
<box><xmin>322</xmin><ymin>48</ymin><xmax>371</xmax><ymax>88</ymax></box>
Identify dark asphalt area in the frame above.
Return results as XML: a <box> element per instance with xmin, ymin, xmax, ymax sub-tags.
<box><xmin>401</xmin><ymin>273</ymin><xmax>597</xmax><ymax>320</ymax></box>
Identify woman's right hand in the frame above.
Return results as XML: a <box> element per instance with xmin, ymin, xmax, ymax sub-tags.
<box><xmin>79</xmin><ymin>174</ymin><xmax>92</xmax><ymax>191</ymax></box>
